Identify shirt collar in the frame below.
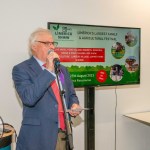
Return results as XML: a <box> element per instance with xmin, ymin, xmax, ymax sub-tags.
<box><xmin>33</xmin><ymin>56</ymin><xmax>45</xmax><ymax>67</ymax></box>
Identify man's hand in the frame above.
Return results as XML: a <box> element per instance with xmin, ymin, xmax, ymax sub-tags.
<box><xmin>46</xmin><ymin>51</ymin><xmax>59</xmax><ymax>72</ymax></box>
<box><xmin>69</xmin><ymin>103</ymin><xmax>82</xmax><ymax>117</ymax></box>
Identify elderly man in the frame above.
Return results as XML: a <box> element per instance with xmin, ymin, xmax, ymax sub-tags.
<box><xmin>12</xmin><ymin>28</ymin><xmax>81</xmax><ymax>150</ymax></box>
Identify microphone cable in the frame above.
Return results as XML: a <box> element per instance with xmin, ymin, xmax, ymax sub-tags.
<box><xmin>0</xmin><ymin>116</ymin><xmax>4</xmax><ymax>139</ymax></box>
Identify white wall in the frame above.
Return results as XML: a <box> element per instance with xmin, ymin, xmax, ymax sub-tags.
<box><xmin>0</xmin><ymin>0</ymin><xmax>150</xmax><ymax>150</ymax></box>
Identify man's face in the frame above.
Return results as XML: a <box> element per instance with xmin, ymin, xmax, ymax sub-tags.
<box><xmin>32</xmin><ymin>33</ymin><xmax>55</xmax><ymax>62</ymax></box>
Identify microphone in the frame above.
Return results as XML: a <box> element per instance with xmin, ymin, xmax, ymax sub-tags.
<box><xmin>53</xmin><ymin>58</ymin><xmax>60</xmax><ymax>69</ymax></box>
<box><xmin>47</xmin><ymin>50</ymin><xmax>60</xmax><ymax>70</ymax></box>
<box><xmin>48</xmin><ymin>49</ymin><xmax>54</xmax><ymax>54</ymax></box>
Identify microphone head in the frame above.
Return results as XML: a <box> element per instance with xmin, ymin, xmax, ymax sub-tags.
<box><xmin>48</xmin><ymin>49</ymin><xmax>54</xmax><ymax>54</ymax></box>
<box><xmin>53</xmin><ymin>58</ymin><xmax>60</xmax><ymax>68</ymax></box>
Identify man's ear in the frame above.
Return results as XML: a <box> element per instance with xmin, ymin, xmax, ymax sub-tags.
<box><xmin>31</xmin><ymin>44</ymin><xmax>36</xmax><ymax>52</ymax></box>
<box><xmin>31</xmin><ymin>44</ymin><xmax>37</xmax><ymax>52</ymax></box>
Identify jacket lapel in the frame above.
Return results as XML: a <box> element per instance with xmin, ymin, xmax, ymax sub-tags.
<box><xmin>27</xmin><ymin>56</ymin><xmax>43</xmax><ymax>76</ymax></box>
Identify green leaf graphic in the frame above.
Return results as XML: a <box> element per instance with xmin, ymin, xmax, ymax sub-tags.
<box><xmin>53</xmin><ymin>24</ymin><xmax>59</xmax><ymax>30</ymax></box>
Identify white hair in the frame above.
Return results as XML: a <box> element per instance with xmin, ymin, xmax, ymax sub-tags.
<box><xmin>28</xmin><ymin>28</ymin><xmax>52</xmax><ymax>51</ymax></box>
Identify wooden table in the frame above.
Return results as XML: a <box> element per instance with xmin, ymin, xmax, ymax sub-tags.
<box><xmin>124</xmin><ymin>111</ymin><xmax>150</xmax><ymax>126</ymax></box>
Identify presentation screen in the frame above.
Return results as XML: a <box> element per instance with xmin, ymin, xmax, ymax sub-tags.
<box><xmin>48</xmin><ymin>22</ymin><xmax>140</xmax><ymax>87</ymax></box>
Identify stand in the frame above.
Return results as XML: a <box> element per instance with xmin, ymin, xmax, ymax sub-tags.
<box><xmin>54</xmin><ymin>60</ymin><xmax>95</xmax><ymax>150</ymax></box>
<box><xmin>54</xmin><ymin>66</ymin><xmax>74</xmax><ymax>150</ymax></box>
<box><xmin>84</xmin><ymin>87</ymin><xmax>95</xmax><ymax>150</ymax></box>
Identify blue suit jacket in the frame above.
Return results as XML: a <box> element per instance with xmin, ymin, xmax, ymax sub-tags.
<box><xmin>12</xmin><ymin>56</ymin><xmax>79</xmax><ymax>150</ymax></box>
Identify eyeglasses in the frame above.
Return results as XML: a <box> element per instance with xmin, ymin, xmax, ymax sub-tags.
<box><xmin>35</xmin><ymin>41</ymin><xmax>58</xmax><ymax>47</ymax></box>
